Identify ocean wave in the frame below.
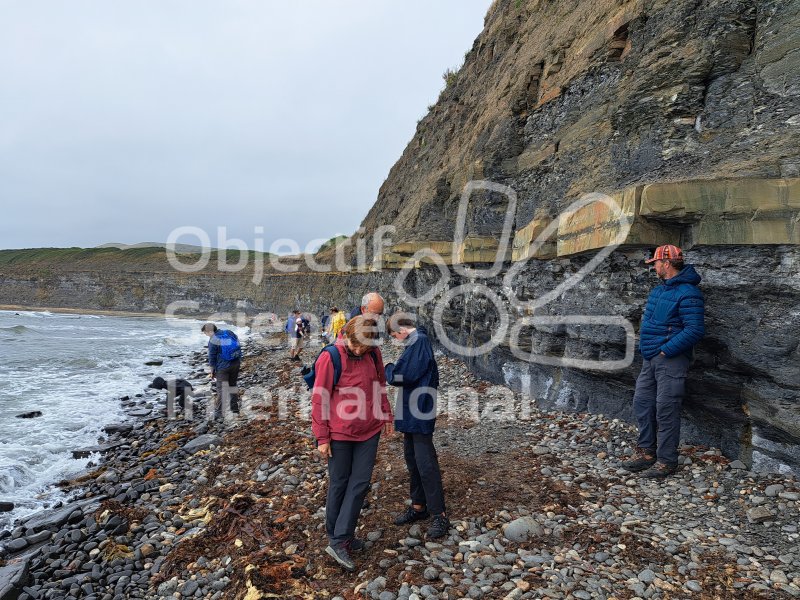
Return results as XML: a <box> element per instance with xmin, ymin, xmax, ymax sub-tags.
<box><xmin>61</xmin><ymin>357</ymin><xmax>99</xmax><ymax>369</ymax></box>
<box><xmin>0</xmin><ymin>464</ymin><xmax>36</xmax><ymax>493</ymax></box>
<box><xmin>1</xmin><ymin>325</ymin><xmax>33</xmax><ymax>334</ymax></box>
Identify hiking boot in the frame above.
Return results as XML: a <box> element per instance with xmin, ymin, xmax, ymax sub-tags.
<box><xmin>427</xmin><ymin>514</ymin><xmax>450</xmax><ymax>539</ymax></box>
<box><xmin>394</xmin><ymin>506</ymin><xmax>430</xmax><ymax>526</ymax></box>
<box><xmin>621</xmin><ymin>448</ymin><xmax>656</xmax><ymax>472</ymax></box>
<box><xmin>641</xmin><ymin>462</ymin><xmax>678</xmax><ymax>479</ymax></box>
<box><xmin>325</xmin><ymin>543</ymin><xmax>355</xmax><ymax>571</ymax></box>
<box><xmin>349</xmin><ymin>538</ymin><xmax>366</xmax><ymax>553</ymax></box>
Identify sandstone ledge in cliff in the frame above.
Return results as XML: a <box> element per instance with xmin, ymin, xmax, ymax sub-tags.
<box><xmin>377</xmin><ymin>177</ymin><xmax>800</xmax><ymax>267</ymax></box>
<box><xmin>642</xmin><ymin>178</ymin><xmax>800</xmax><ymax>245</ymax></box>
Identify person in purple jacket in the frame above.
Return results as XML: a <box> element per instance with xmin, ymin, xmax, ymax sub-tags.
<box><xmin>385</xmin><ymin>312</ymin><xmax>450</xmax><ymax>539</ymax></box>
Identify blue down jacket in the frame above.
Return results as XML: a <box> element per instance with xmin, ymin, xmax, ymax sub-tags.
<box><xmin>385</xmin><ymin>327</ymin><xmax>440</xmax><ymax>434</ymax></box>
<box><xmin>639</xmin><ymin>265</ymin><xmax>705</xmax><ymax>360</ymax></box>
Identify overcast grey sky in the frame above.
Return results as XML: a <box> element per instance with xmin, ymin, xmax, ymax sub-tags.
<box><xmin>0</xmin><ymin>1</ymin><xmax>490</xmax><ymax>251</ymax></box>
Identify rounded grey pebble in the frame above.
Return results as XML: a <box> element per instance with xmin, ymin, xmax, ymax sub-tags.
<box><xmin>685</xmin><ymin>580</ymin><xmax>702</xmax><ymax>592</ymax></box>
<box><xmin>181</xmin><ymin>580</ymin><xmax>199</xmax><ymax>596</ymax></box>
<box><xmin>638</xmin><ymin>568</ymin><xmax>655</xmax><ymax>583</ymax></box>
<box><xmin>467</xmin><ymin>586</ymin><xmax>484</xmax><ymax>599</ymax></box>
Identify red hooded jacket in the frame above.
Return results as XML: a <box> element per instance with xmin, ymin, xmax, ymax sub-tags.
<box><xmin>311</xmin><ymin>341</ymin><xmax>392</xmax><ymax>445</ymax></box>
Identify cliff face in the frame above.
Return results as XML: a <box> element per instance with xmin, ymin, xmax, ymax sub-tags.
<box><xmin>361</xmin><ymin>0</ymin><xmax>799</xmax><ymax>246</ymax></box>
<box><xmin>2</xmin><ymin>0</ymin><xmax>799</xmax><ymax>472</ymax></box>
<box><xmin>352</xmin><ymin>0</ymin><xmax>800</xmax><ymax>474</ymax></box>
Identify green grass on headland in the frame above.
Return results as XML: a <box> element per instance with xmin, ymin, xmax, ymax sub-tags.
<box><xmin>0</xmin><ymin>247</ymin><xmax>162</xmax><ymax>265</ymax></box>
<box><xmin>0</xmin><ymin>247</ymin><xmax>276</xmax><ymax>273</ymax></box>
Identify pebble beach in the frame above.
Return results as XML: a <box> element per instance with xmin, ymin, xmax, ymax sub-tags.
<box><xmin>1</xmin><ymin>334</ymin><xmax>799</xmax><ymax>600</ymax></box>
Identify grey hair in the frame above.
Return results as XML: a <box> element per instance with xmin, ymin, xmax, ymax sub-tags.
<box><xmin>360</xmin><ymin>292</ymin><xmax>377</xmax><ymax>308</ymax></box>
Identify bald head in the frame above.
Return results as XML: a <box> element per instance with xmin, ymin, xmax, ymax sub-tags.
<box><xmin>360</xmin><ymin>292</ymin><xmax>385</xmax><ymax>317</ymax></box>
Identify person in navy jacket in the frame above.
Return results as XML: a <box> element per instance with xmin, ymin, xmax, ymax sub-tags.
<box><xmin>385</xmin><ymin>313</ymin><xmax>450</xmax><ymax>539</ymax></box>
<box><xmin>622</xmin><ymin>245</ymin><xmax>705</xmax><ymax>478</ymax></box>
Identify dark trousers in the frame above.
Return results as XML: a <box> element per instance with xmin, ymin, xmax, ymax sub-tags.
<box><xmin>214</xmin><ymin>361</ymin><xmax>241</xmax><ymax>418</ymax></box>
<box><xmin>403</xmin><ymin>432</ymin><xmax>446</xmax><ymax>516</ymax></box>
<box><xmin>326</xmin><ymin>433</ymin><xmax>380</xmax><ymax>546</ymax></box>
<box><xmin>633</xmin><ymin>353</ymin><xmax>690</xmax><ymax>465</ymax></box>
<box><xmin>166</xmin><ymin>388</ymin><xmax>195</xmax><ymax>419</ymax></box>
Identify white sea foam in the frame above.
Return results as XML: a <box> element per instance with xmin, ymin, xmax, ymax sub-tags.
<box><xmin>0</xmin><ymin>310</ymin><xmax>207</xmax><ymax>531</ymax></box>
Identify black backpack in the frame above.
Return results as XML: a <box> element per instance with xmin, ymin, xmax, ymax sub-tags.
<box><xmin>302</xmin><ymin>345</ymin><xmax>380</xmax><ymax>390</ymax></box>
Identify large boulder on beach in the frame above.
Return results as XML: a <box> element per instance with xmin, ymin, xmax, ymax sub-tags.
<box><xmin>183</xmin><ymin>434</ymin><xmax>221</xmax><ymax>454</ymax></box>
<box><xmin>503</xmin><ymin>517</ymin><xmax>544</xmax><ymax>542</ymax></box>
<box><xmin>0</xmin><ymin>557</ymin><xmax>30</xmax><ymax>599</ymax></box>
<box><xmin>104</xmin><ymin>423</ymin><xmax>134</xmax><ymax>435</ymax></box>
<box><xmin>72</xmin><ymin>441</ymin><xmax>125</xmax><ymax>459</ymax></box>
<box><xmin>20</xmin><ymin>498</ymin><xmax>100</xmax><ymax>533</ymax></box>
<box><xmin>0</xmin><ymin>502</ymin><xmax>13</xmax><ymax>513</ymax></box>
<box><xmin>128</xmin><ymin>408</ymin><xmax>152</xmax><ymax>417</ymax></box>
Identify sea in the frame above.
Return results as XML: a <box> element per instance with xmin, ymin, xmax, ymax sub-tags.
<box><xmin>0</xmin><ymin>309</ymin><xmax>245</xmax><ymax>532</ymax></box>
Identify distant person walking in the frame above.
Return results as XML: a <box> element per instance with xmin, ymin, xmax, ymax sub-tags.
<box><xmin>311</xmin><ymin>316</ymin><xmax>394</xmax><ymax>572</ymax></box>
<box><xmin>201</xmin><ymin>323</ymin><xmax>242</xmax><ymax>420</ymax></box>
<box><xmin>320</xmin><ymin>311</ymin><xmax>332</xmax><ymax>344</ymax></box>
<box><xmin>385</xmin><ymin>313</ymin><xmax>449</xmax><ymax>539</ymax></box>
<box><xmin>288</xmin><ymin>310</ymin><xmax>306</xmax><ymax>361</ymax></box>
<box><xmin>622</xmin><ymin>245</ymin><xmax>705</xmax><ymax>478</ymax></box>
<box><xmin>328</xmin><ymin>307</ymin><xmax>346</xmax><ymax>342</ymax></box>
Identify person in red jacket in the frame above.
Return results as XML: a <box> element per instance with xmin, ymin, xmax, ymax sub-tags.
<box><xmin>312</xmin><ymin>315</ymin><xmax>394</xmax><ymax>571</ymax></box>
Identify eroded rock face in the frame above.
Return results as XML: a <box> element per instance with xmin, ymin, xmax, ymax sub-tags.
<box><xmin>359</xmin><ymin>0</ymin><xmax>799</xmax><ymax>247</ymax></box>
<box><xmin>402</xmin><ymin>247</ymin><xmax>800</xmax><ymax>475</ymax></box>
<box><xmin>348</xmin><ymin>0</ymin><xmax>800</xmax><ymax>473</ymax></box>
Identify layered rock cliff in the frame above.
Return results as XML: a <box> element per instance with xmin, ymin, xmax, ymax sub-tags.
<box><xmin>2</xmin><ymin>0</ymin><xmax>799</xmax><ymax>472</ymax></box>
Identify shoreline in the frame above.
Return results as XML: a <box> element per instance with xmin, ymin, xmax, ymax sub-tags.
<box><xmin>0</xmin><ymin>309</ymin><xmax>211</xmax><ymax>533</ymax></box>
<box><xmin>0</xmin><ymin>305</ymin><xmax>171</xmax><ymax>319</ymax></box>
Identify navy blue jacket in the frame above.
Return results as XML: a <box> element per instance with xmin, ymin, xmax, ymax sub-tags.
<box><xmin>207</xmin><ymin>330</ymin><xmax>240</xmax><ymax>372</ymax></box>
<box><xmin>639</xmin><ymin>265</ymin><xmax>705</xmax><ymax>360</ymax></box>
<box><xmin>385</xmin><ymin>327</ymin><xmax>440</xmax><ymax>434</ymax></box>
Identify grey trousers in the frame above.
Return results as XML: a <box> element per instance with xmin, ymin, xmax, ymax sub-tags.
<box><xmin>326</xmin><ymin>433</ymin><xmax>380</xmax><ymax>546</ymax></box>
<box><xmin>214</xmin><ymin>361</ymin><xmax>240</xmax><ymax>419</ymax></box>
<box><xmin>633</xmin><ymin>353</ymin><xmax>690</xmax><ymax>465</ymax></box>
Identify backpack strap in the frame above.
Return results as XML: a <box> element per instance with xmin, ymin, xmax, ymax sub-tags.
<box><xmin>323</xmin><ymin>345</ymin><xmax>343</xmax><ymax>388</ymax></box>
<box><xmin>367</xmin><ymin>350</ymin><xmax>381</xmax><ymax>378</ymax></box>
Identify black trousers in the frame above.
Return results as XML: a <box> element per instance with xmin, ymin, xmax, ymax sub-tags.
<box><xmin>326</xmin><ymin>433</ymin><xmax>380</xmax><ymax>546</ymax></box>
<box><xmin>214</xmin><ymin>360</ymin><xmax>240</xmax><ymax>417</ymax></box>
<box><xmin>403</xmin><ymin>432</ymin><xmax>446</xmax><ymax>516</ymax></box>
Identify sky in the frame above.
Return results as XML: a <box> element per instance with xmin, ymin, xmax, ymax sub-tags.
<box><xmin>0</xmin><ymin>1</ymin><xmax>490</xmax><ymax>251</ymax></box>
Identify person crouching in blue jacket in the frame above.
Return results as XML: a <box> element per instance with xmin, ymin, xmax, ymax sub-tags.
<box><xmin>385</xmin><ymin>313</ymin><xmax>450</xmax><ymax>539</ymax></box>
<box><xmin>622</xmin><ymin>245</ymin><xmax>705</xmax><ymax>478</ymax></box>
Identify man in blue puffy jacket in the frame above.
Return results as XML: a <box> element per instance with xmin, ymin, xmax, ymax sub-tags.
<box><xmin>622</xmin><ymin>245</ymin><xmax>705</xmax><ymax>478</ymax></box>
